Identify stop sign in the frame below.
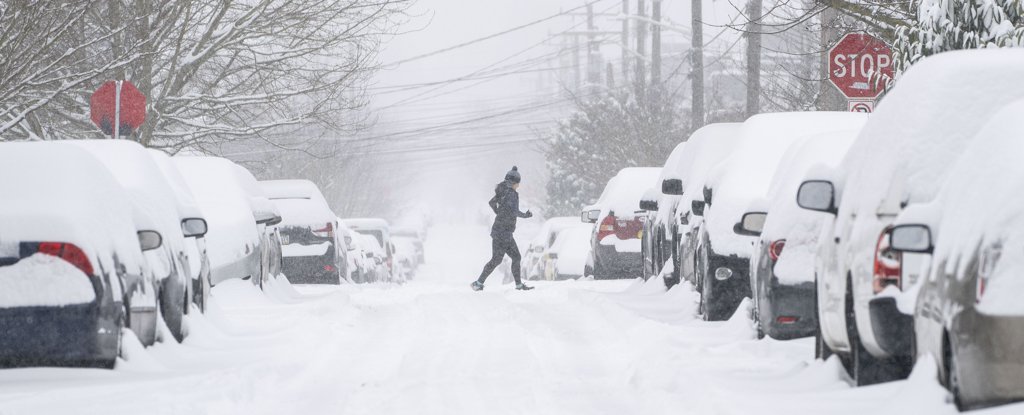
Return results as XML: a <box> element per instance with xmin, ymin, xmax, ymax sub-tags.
<box><xmin>90</xmin><ymin>80</ymin><xmax>146</xmax><ymax>137</ymax></box>
<box><xmin>828</xmin><ymin>33</ymin><xmax>893</xmax><ymax>100</ymax></box>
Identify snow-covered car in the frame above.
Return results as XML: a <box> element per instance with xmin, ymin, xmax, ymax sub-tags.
<box><xmin>748</xmin><ymin>128</ymin><xmax>862</xmax><ymax>340</ymax></box>
<box><xmin>355</xmin><ymin>233</ymin><xmax>389</xmax><ymax>283</ymax></box>
<box><xmin>0</xmin><ymin>143</ymin><xmax>160</xmax><ymax>368</ymax></box>
<box><xmin>582</xmin><ymin>167</ymin><xmax>662</xmax><ymax>280</ymax></box>
<box><xmin>542</xmin><ymin>225</ymin><xmax>595</xmax><ymax>281</ymax></box>
<box><xmin>261</xmin><ymin>180</ymin><xmax>343</xmax><ymax>284</ymax></box>
<box><xmin>174</xmin><ymin>157</ymin><xmax>272</xmax><ymax>288</ymax></box>
<box><xmin>228</xmin><ymin>164</ymin><xmax>283</xmax><ymax>288</ymax></box>
<box><xmin>69</xmin><ymin>140</ymin><xmax>203</xmax><ymax>342</ymax></box>
<box><xmin>392</xmin><ymin>227</ymin><xmax>425</xmax><ymax>266</ymax></box>
<box><xmin>697</xmin><ymin>112</ymin><xmax>867</xmax><ymax>322</ymax></box>
<box><xmin>664</xmin><ymin>123</ymin><xmax>741</xmax><ymax>289</ymax></box>
<box><xmin>338</xmin><ymin>221</ymin><xmax>369</xmax><ymax>283</ymax></box>
<box><xmin>146</xmin><ymin>149</ymin><xmax>213</xmax><ymax>312</ymax></box>
<box><xmin>638</xmin><ymin>187</ymin><xmax>661</xmax><ymax>280</ymax></box>
<box><xmin>795</xmin><ymin>50</ymin><xmax>1024</xmax><ymax>386</ymax></box>
<box><xmin>523</xmin><ymin>217</ymin><xmax>585</xmax><ymax>281</ymax></box>
<box><xmin>887</xmin><ymin>100</ymin><xmax>1024</xmax><ymax>410</ymax></box>
<box><xmin>344</xmin><ymin>218</ymin><xmax>395</xmax><ymax>282</ymax></box>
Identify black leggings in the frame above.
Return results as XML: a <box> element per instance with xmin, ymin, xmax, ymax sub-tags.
<box><xmin>477</xmin><ymin>234</ymin><xmax>522</xmax><ymax>284</ymax></box>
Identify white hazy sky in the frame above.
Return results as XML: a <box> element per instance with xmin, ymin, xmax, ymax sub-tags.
<box><xmin>365</xmin><ymin>0</ymin><xmax>740</xmax><ymax>222</ymax></box>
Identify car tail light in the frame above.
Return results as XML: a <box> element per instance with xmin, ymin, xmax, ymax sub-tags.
<box><xmin>769</xmin><ymin>240</ymin><xmax>786</xmax><ymax>262</ymax></box>
<box><xmin>312</xmin><ymin>222</ymin><xmax>334</xmax><ymax>239</ymax></box>
<box><xmin>36</xmin><ymin>242</ymin><xmax>94</xmax><ymax>276</ymax></box>
<box><xmin>597</xmin><ymin>214</ymin><xmax>616</xmax><ymax>241</ymax></box>
<box><xmin>324</xmin><ymin>264</ymin><xmax>335</xmax><ymax>272</ymax></box>
<box><xmin>776</xmin><ymin>316</ymin><xmax>799</xmax><ymax>324</ymax></box>
<box><xmin>872</xmin><ymin>228</ymin><xmax>902</xmax><ymax>294</ymax></box>
<box><xmin>976</xmin><ymin>277</ymin><xmax>986</xmax><ymax>303</ymax></box>
<box><xmin>976</xmin><ymin>244</ymin><xmax>1001</xmax><ymax>304</ymax></box>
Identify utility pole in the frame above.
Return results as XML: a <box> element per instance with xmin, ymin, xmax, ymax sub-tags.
<box><xmin>635</xmin><ymin>0</ymin><xmax>647</xmax><ymax>101</ymax></box>
<box><xmin>745</xmin><ymin>0</ymin><xmax>763</xmax><ymax>117</ymax></box>
<box><xmin>574</xmin><ymin>33</ymin><xmax>582</xmax><ymax>93</ymax></box>
<box><xmin>621</xmin><ymin>0</ymin><xmax>630</xmax><ymax>87</ymax></box>
<box><xmin>818</xmin><ymin>6</ymin><xmax>845</xmax><ymax>111</ymax></box>
<box><xmin>651</xmin><ymin>0</ymin><xmax>662</xmax><ymax>87</ymax></box>
<box><xmin>607</xmin><ymin>62</ymin><xmax>616</xmax><ymax>88</ymax></box>
<box><xmin>587</xmin><ymin>3</ymin><xmax>601</xmax><ymax>94</ymax></box>
<box><xmin>691</xmin><ymin>0</ymin><xmax>705</xmax><ymax>128</ymax></box>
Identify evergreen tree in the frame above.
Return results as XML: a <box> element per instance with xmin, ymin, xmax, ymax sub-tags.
<box><xmin>894</xmin><ymin>0</ymin><xmax>1024</xmax><ymax>73</ymax></box>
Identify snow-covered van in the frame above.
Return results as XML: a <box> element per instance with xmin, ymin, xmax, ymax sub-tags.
<box><xmin>261</xmin><ymin>180</ymin><xmax>344</xmax><ymax>284</ymax></box>
<box><xmin>796</xmin><ymin>49</ymin><xmax>1024</xmax><ymax>386</ymax></box>
<box><xmin>698</xmin><ymin>112</ymin><xmax>866</xmax><ymax>321</ymax></box>
<box><xmin>0</xmin><ymin>143</ymin><xmax>159</xmax><ymax>368</ymax></box>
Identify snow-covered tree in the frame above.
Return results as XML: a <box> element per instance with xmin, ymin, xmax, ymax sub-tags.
<box><xmin>894</xmin><ymin>0</ymin><xmax>1024</xmax><ymax>72</ymax></box>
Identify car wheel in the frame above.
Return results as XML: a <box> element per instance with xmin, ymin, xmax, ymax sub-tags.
<box><xmin>160</xmin><ymin>282</ymin><xmax>186</xmax><ymax>343</ymax></box>
<box><xmin>944</xmin><ymin>333</ymin><xmax>966</xmax><ymax>410</ymax></box>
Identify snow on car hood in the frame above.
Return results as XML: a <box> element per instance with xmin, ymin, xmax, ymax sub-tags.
<box><xmin>705</xmin><ymin>112</ymin><xmax>868</xmax><ymax>257</ymax></box>
<box><xmin>0</xmin><ymin>142</ymin><xmax>146</xmax><ymax>277</ymax></box>
<box><xmin>174</xmin><ymin>156</ymin><xmax>260</xmax><ymax>269</ymax></box>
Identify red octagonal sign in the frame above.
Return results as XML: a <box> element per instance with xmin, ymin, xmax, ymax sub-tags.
<box><xmin>828</xmin><ymin>33</ymin><xmax>893</xmax><ymax>100</ymax></box>
<box><xmin>90</xmin><ymin>80</ymin><xmax>146</xmax><ymax>137</ymax></box>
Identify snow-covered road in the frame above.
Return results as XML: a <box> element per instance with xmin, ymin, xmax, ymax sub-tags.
<box><xmin>0</xmin><ymin>225</ymin><xmax>1019</xmax><ymax>415</ymax></box>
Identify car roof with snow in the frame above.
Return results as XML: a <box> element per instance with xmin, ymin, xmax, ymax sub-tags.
<box><xmin>836</xmin><ymin>49</ymin><xmax>1024</xmax><ymax>222</ymax></box>
<box><xmin>146</xmin><ymin>149</ymin><xmax>204</xmax><ymax>220</ymax></box>
<box><xmin>530</xmin><ymin>217</ymin><xmax>584</xmax><ymax>246</ymax></box>
<box><xmin>676</xmin><ymin>123</ymin><xmax>742</xmax><ymax>211</ymax></box>
<box><xmin>593</xmin><ymin>167</ymin><xmax>662</xmax><ymax>217</ymax></box>
<box><xmin>260</xmin><ymin>180</ymin><xmax>335</xmax><ymax>228</ymax></box>
<box><xmin>0</xmin><ymin>142</ymin><xmax>146</xmax><ymax>274</ymax></box>
<box><xmin>704</xmin><ymin>112</ymin><xmax>868</xmax><ymax>256</ymax></box>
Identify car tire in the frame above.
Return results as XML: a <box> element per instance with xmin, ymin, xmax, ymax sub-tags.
<box><xmin>845</xmin><ymin>275</ymin><xmax>901</xmax><ymax>386</ymax></box>
<box><xmin>160</xmin><ymin>282</ymin><xmax>186</xmax><ymax>343</ymax></box>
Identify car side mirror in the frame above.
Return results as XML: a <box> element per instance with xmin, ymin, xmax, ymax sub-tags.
<box><xmin>639</xmin><ymin>199</ymin><xmax>659</xmax><ymax>211</ymax></box>
<box><xmin>797</xmin><ymin>180</ymin><xmax>837</xmax><ymax>214</ymax></box>
<box><xmin>691</xmin><ymin>200</ymin><xmax>705</xmax><ymax>216</ymax></box>
<box><xmin>181</xmin><ymin>218</ymin><xmax>208</xmax><ymax>238</ymax></box>
<box><xmin>137</xmin><ymin>230</ymin><xmax>163</xmax><ymax>252</ymax></box>
<box><xmin>661</xmin><ymin>179</ymin><xmax>684</xmax><ymax>195</ymax></box>
<box><xmin>582</xmin><ymin>209</ymin><xmax>600</xmax><ymax>224</ymax></box>
<box><xmin>733</xmin><ymin>212</ymin><xmax>767</xmax><ymax>236</ymax></box>
<box><xmin>255</xmin><ymin>211</ymin><xmax>282</xmax><ymax>226</ymax></box>
<box><xmin>703</xmin><ymin>186</ymin><xmax>713</xmax><ymax>206</ymax></box>
<box><xmin>889</xmin><ymin>224</ymin><xmax>933</xmax><ymax>254</ymax></box>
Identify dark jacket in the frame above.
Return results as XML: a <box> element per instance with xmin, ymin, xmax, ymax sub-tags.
<box><xmin>489</xmin><ymin>180</ymin><xmax>530</xmax><ymax>237</ymax></box>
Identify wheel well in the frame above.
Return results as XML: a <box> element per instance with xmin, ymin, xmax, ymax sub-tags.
<box><xmin>942</xmin><ymin>330</ymin><xmax>953</xmax><ymax>386</ymax></box>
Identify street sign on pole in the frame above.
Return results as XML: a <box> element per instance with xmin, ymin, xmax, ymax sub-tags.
<box><xmin>828</xmin><ymin>33</ymin><xmax>893</xmax><ymax>111</ymax></box>
<box><xmin>90</xmin><ymin>80</ymin><xmax>146</xmax><ymax>139</ymax></box>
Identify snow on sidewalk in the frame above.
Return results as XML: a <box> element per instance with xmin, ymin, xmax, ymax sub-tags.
<box><xmin>0</xmin><ymin>225</ymin><xmax>1019</xmax><ymax>415</ymax></box>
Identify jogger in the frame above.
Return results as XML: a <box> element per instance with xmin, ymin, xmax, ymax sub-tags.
<box><xmin>472</xmin><ymin>166</ymin><xmax>534</xmax><ymax>291</ymax></box>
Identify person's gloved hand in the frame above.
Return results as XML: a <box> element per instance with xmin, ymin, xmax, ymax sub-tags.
<box><xmin>524</xmin><ymin>210</ymin><xmax>533</xmax><ymax>218</ymax></box>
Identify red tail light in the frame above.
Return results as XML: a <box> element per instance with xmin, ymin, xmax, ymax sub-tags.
<box><xmin>313</xmin><ymin>222</ymin><xmax>334</xmax><ymax>239</ymax></box>
<box><xmin>769</xmin><ymin>240</ymin><xmax>786</xmax><ymax>262</ymax></box>
<box><xmin>976</xmin><ymin>277</ymin><xmax>986</xmax><ymax>304</ymax></box>
<box><xmin>597</xmin><ymin>214</ymin><xmax>616</xmax><ymax>241</ymax></box>
<box><xmin>776</xmin><ymin>316</ymin><xmax>799</xmax><ymax>324</ymax></box>
<box><xmin>324</xmin><ymin>264</ymin><xmax>335</xmax><ymax>272</ymax></box>
<box><xmin>872</xmin><ymin>228</ymin><xmax>902</xmax><ymax>294</ymax></box>
<box><xmin>37</xmin><ymin>242</ymin><xmax>94</xmax><ymax>276</ymax></box>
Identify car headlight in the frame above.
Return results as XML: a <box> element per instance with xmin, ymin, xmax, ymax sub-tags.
<box><xmin>714</xmin><ymin>267</ymin><xmax>733</xmax><ymax>281</ymax></box>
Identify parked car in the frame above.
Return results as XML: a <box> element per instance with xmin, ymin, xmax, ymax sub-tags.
<box><xmin>261</xmin><ymin>180</ymin><xmax>344</xmax><ymax>284</ymax></box>
<box><xmin>0</xmin><ymin>143</ymin><xmax>161</xmax><ymax>368</ymax></box>
<box><xmin>523</xmin><ymin>217</ymin><xmax>584</xmax><ymax>281</ymax></box>
<box><xmin>697</xmin><ymin>112</ymin><xmax>867</xmax><ymax>322</ymax></box>
<box><xmin>174</xmin><ymin>157</ymin><xmax>273</xmax><ymax>288</ymax></box>
<box><xmin>228</xmin><ymin>165</ymin><xmax>283</xmax><ymax>288</ymax></box>
<box><xmin>542</xmin><ymin>225</ymin><xmax>595</xmax><ymax>280</ymax></box>
<box><xmin>582</xmin><ymin>167</ymin><xmax>662</xmax><ymax>280</ymax></box>
<box><xmin>638</xmin><ymin>187</ymin><xmax>662</xmax><ymax>280</ymax></box>
<box><xmin>747</xmin><ymin>128</ymin><xmax>862</xmax><ymax>340</ymax></box>
<box><xmin>888</xmin><ymin>100</ymin><xmax>1024</xmax><ymax>410</ymax></box>
<box><xmin>338</xmin><ymin>221</ymin><xmax>370</xmax><ymax>283</ymax></box>
<box><xmin>355</xmin><ymin>233</ymin><xmax>389</xmax><ymax>282</ymax></box>
<box><xmin>146</xmin><ymin>149</ymin><xmax>213</xmax><ymax>312</ymax></box>
<box><xmin>343</xmin><ymin>219</ymin><xmax>395</xmax><ymax>282</ymax></box>
<box><xmin>796</xmin><ymin>50</ymin><xmax>1024</xmax><ymax>386</ymax></box>
<box><xmin>70</xmin><ymin>140</ymin><xmax>202</xmax><ymax>342</ymax></box>
<box><xmin>661</xmin><ymin>123</ymin><xmax>742</xmax><ymax>289</ymax></box>
<box><xmin>392</xmin><ymin>227</ymin><xmax>425</xmax><ymax>266</ymax></box>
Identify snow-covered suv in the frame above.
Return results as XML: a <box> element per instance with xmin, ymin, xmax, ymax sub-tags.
<box><xmin>582</xmin><ymin>168</ymin><xmax>661</xmax><ymax>280</ymax></box>
<box><xmin>796</xmin><ymin>49</ymin><xmax>1024</xmax><ymax>386</ymax></box>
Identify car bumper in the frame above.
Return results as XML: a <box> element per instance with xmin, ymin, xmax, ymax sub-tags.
<box><xmin>867</xmin><ymin>297</ymin><xmax>914</xmax><ymax>358</ymax></box>
<box><xmin>953</xmin><ymin>310</ymin><xmax>1024</xmax><ymax>408</ymax></box>
<box><xmin>0</xmin><ymin>303</ymin><xmax>119</xmax><ymax>367</ymax></box>
<box><xmin>282</xmin><ymin>253</ymin><xmax>340</xmax><ymax>284</ymax></box>
<box><xmin>762</xmin><ymin>280</ymin><xmax>817</xmax><ymax>340</ymax></box>
<box><xmin>594</xmin><ymin>243</ymin><xmax>642</xmax><ymax>278</ymax></box>
<box><xmin>704</xmin><ymin>252</ymin><xmax>751</xmax><ymax>318</ymax></box>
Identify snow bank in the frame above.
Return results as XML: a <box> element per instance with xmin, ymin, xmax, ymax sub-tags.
<box><xmin>762</xmin><ymin>130</ymin><xmax>862</xmax><ymax>284</ymax></box>
<box><xmin>0</xmin><ymin>254</ymin><xmax>96</xmax><ymax>307</ymax></box>
<box><xmin>173</xmin><ymin>157</ymin><xmax>260</xmax><ymax>270</ymax></box>
<box><xmin>0</xmin><ymin>142</ymin><xmax>146</xmax><ymax>281</ymax></box>
<box><xmin>704</xmin><ymin>112</ymin><xmax>868</xmax><ymax>257</ymax></box>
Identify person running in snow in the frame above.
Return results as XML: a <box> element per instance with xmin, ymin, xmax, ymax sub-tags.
<box><xmin>471</xmin><ymin>166</ymin><xmax>534</xmax><ymax>291</ymax></box>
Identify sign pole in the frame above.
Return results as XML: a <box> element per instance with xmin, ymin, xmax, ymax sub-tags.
<box><xmin>114</xmin><ymin>80</ymin><xmax>122</xmax><ymax>140</ymax></box>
